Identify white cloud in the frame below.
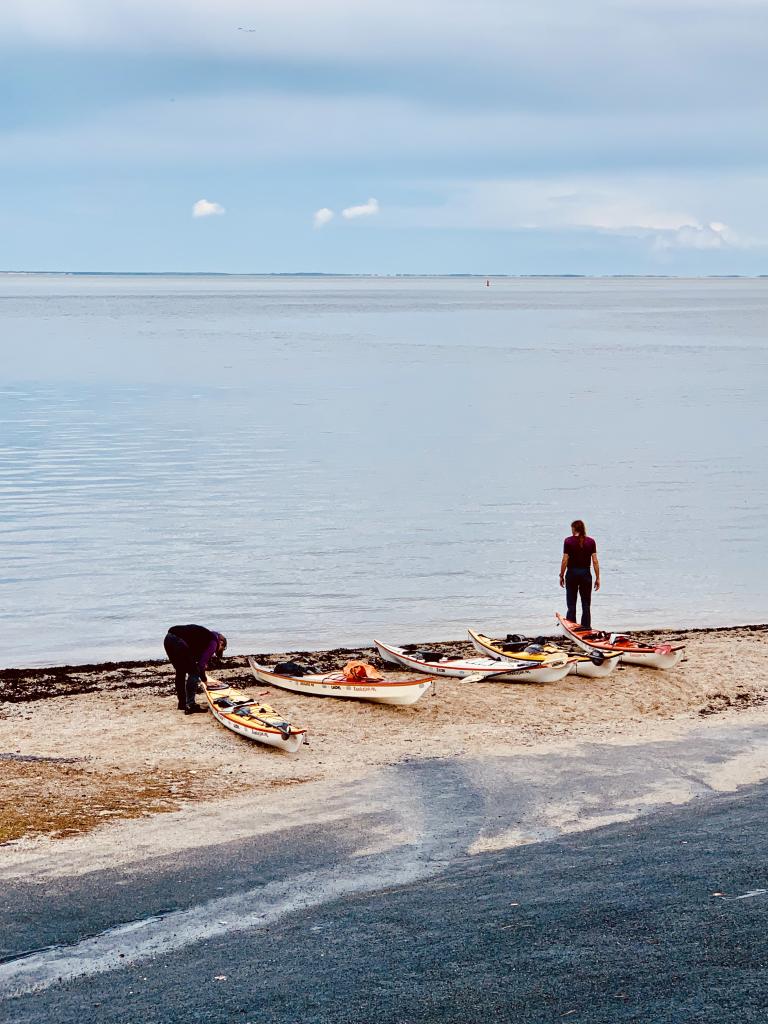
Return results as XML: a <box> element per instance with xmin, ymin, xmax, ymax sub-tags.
<box><xmin>653</xmin><ymin>221</ymin><xmax>743</xmax><ymax>250</ymax></box>
<box><xmin>0</xmin><ymin>69</ymin><xmax>763</xmax><ymax>251</ymax></box>
<box><xmin>192</xmin><ymin>198</ymin><xmax>225</xmax><ymax>218</ymax></box>
<box><xmin>313</xmin><ymin>207</ymin><xmax>334</xmax><ymax>228</ymax></box>
<box><xmin>380</xmin><ymin>177</ymin><xmax>767</xmax><ymax>249</ymax></box>
<box><xmin>381</xmin><ymin>179</ymin><xmax>696</xmax><ymax>234</ymax></box>
<box><xmin>341</xmin><ymin>198</ymin><xmax>379</xmax><ymax>220</ymax></box>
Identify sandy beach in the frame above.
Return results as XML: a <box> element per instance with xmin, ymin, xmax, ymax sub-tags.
<box><xmin>2</xmin><ymin>624</ymin><xmax>766</xmax><ymax>849</ymax></box>
<box><xmin>3</xmin><ymin>626</ymin><xmax>768</xmax><ymax>1020</ymax></box>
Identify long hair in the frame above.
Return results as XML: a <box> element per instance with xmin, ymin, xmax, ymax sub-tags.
<box><xmin>571</xmin><ymin>519</ymin><xmax>586</xmax><ymax>548</ymax></box>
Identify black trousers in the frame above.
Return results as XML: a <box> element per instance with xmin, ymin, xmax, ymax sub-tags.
<box><xmin>163</xmin><ymin>633</ymin><xmax>201</xmax><ymax>708</ymax></box>
<box><xmin>565</xmin><ymin>568</ymin><xmax>593</xmax><ymax>629</ymax></box>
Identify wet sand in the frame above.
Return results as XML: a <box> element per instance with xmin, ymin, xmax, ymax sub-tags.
<box><xmin>1</xmin><ymin>625</ymin><xmax>766</xmax><ymax>848</ymax></box>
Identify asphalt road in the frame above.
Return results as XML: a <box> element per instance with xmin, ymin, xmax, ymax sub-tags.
<box><xmin>2</xmin><ymin>727</ymin><xmax>768</xmax><ymax>1023</ymax></box>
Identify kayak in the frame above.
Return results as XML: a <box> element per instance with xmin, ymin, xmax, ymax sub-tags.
<box><xmin>202</xmin><ymin>678</ymin><xmax>306</xmax><ymax>752</ymax></box>
<box><xmin>467</xmin><ymin>630</ymin><xmax>620</xmax><ymax>679</ymax></box>
<box><xmin>468</xmin><ymin>629</ymin><xmax>570</xmax><ymax>668</ymax></box>
<box><xmin>373</xmin><ymin>639</ymin><xmax>571</xmax><ymax>684</ymax></box>
<box><xmin>248</xmin><ymin>658</ymin><xmax>432</xmax><ymax>706</ymax></box>
<box><xmin>556</xmin><ymin>614</ymin><xmax>685</xmax><ymax>670</ymax></box>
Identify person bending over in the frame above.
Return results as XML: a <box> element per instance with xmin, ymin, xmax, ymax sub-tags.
<box><xmin>163</xmin><ymin>624</ymin><xmax>227</xmax><ymax>715</ymax></box>
<box><xmin>559</xmin><ymin>520</ymin><xmax>600</xmax><ymax>629</ymax></box>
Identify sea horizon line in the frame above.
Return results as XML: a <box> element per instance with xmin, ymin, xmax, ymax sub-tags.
<box><xmin>2</xmin><ymin>271</ymin><xmax>766</xmax><ymax>280</ymax></box>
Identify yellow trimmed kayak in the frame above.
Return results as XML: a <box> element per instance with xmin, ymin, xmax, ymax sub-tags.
<box><xmin>202</xmin><ymin>678</ymin><xmax>306</xmax><ymax>752</ymax></box>
<box><xmin>468</xmin><ymin>629</ymin><xmax>570</xmax><ymax>667</ymax></box>
<box><xmin>468</xmin><ymin>628</ymin><xmax>620</xmax><ymax>678</ymax></box>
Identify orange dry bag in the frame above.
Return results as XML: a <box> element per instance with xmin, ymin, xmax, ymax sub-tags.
<box><xmin>341</xmin><ymin>661</ymin><xmax>383</xmax><ymax>682</ymax></box>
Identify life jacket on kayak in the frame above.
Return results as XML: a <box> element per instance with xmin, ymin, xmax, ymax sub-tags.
<box><xmin>342</xmin><ymin>661</ymin><xmax>383</xmax><ymax>682</ymax></box>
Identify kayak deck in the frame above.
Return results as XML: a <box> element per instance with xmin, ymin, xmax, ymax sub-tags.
<box><xmin>374</xmin><ymin>639</ymin><xmax>571</xmax><ymax>683</ymax></box>
<box><xmin>557</xmin><ymin>615</ymin><xmax>683</xmax><ymax>653</ymax></box>
<box><xmin>468</xmin><ymin>629</ymin><xmax>570</xmax><ymax>667</ymax></box>
<box><xmin>556</xmin><ymin>614</ymin><xmax>685</xmax><ymax>669</ymax></box>
<box><xmin>202</xmin><ymin>679</ymin><xmax>306</xmax><ymax>751</ymax></box>
<box><xmin>249</xmin><ymin>659</ymin><xmax>433</xmax><ymax>705</ymax></box>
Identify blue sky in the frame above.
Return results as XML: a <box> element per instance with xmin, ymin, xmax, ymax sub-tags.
<box><xmin>1</xmin><ymin>0</ymin><xmax>767</xmax><ymax>274</ymax></box>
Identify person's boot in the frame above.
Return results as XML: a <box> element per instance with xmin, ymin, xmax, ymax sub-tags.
<box><xmin>184</xmin><ymin>674</ymin><xmax>205</xmax><ymax>714</ymax></box>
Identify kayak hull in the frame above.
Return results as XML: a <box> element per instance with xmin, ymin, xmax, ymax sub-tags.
<box><xmin>616</xmin><ymin>649</ymin><xmax>684</xmax><ymax>669</ymax></box>
<box><xmin>248</xmin><ymin>659</ymin><xmax>432</xmax><ymax>706</ymax></box>
<box><xmin>566</xmin><ymin>655</ymin><xmax>621</xmax><ymax>678</ymax></box>
<box><xmin>374</xmin><ymin>639</ymin><xmax>569</xmax><ymax>684</ymax></box>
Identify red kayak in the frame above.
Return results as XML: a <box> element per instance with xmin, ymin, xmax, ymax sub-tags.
<box><xmin>556</xmin><ymin>614</ymin><xmax>684</xmax><ymax>670</ymax></box>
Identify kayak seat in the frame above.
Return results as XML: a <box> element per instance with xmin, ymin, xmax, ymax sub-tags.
<box><xmin>274</xmin><ymin>661</ymin><xmax>307</xmax><ymax>676</ymax></box>
<box><xmin>417</xmin><ymin>651</ymin><xmax>443</xmax><ymax>662</ymax></box>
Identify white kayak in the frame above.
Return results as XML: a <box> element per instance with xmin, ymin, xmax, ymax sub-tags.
<box><xmin>248</xmin><ymin>658</ymin><xmax>432</xmax><ymax>706</ymax></box>
<box><xmin>467</xmin><ymin>630</ymin><xmax>620</xmax><ymax>679</ymax></box>
<box><xmin>373</xmin><ymin>639</ymin><xmax>571</xmax><ymax>684</ymax></box>
<box><xmin>567</xmin><ymin>653</ymin><xmax>621</xmax><ymax>678</ymax></box>
<box><xmin>556</xmin><ymin>614</ymin><xmax>685</xmax><ymax>670</ymax></box>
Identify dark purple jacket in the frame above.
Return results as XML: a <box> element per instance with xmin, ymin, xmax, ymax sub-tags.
<box><xmin>167</xmin><ymin>624</ymin><xmax>222</xmax><ymax>674</ymax></box>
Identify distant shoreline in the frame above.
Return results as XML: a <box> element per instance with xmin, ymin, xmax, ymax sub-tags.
<box><xmin>2</xmin><ymin>271</ymin><xmax>767</xmax><ymax>280</ymax></box>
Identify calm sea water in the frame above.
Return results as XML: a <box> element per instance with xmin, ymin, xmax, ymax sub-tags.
<box><xmin>1</xmin><ymin>275</ymin><xmax>766</xmax><ymax>667</ymax></box>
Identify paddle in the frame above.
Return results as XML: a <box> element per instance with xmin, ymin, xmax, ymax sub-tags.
<box><xmin>462</xmin><ymin>663</ymin><xmax>537</xmax><ymax>683</ymax></box>
<box><xmin>462</xmin><ymin>670</ymin><xmax>505</xmax><ymax>683</ymax></box>
<box><xmin>248</xmin><ymin>713</ymin><xmax>293</xmax><ymax>740</ymax></box>
<box><xmin>215</xmin><ymin>661</ymin><xmax>292</xmax><ymax>740</ymax></box>
<box><xmin>229</xmin><ymin>701</ymin><xmax>293</xmax><ymax>740</ymax></box>
<box><xmin>211</xmin><ymin>695</ymin><xmax>293</xmax><ymax>739</ymax></box>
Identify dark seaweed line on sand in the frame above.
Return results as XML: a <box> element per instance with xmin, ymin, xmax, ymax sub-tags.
<box><xmin>0</xmin><ymin>625</ymin><xmax>766</xmax><ymax>705</ymax></box>
<box><xmin>0</xmin><ymin>648</ymin><xmax>378</xmax><ymax>704</ymax></box>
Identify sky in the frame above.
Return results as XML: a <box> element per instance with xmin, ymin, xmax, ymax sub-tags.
<box><xmin>1</xmin><ymin>0</ymin><xmax>767</xmax><ymax>274</ymax></box>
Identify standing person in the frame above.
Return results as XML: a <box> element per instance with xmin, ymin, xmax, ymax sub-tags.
<box><xmin>163</xmin><ymin>624</ymin><xmax>227</xmax><ymax>715</ymax></box>
<box><xmin>559</xmin><ymin>520</ymin><xmax>600</xmax><ymax>629</ymax></box>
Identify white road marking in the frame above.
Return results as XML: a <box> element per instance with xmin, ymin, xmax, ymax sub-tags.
<box><xmin>0</xmin><ymin>847</ymin><xmax>438</xmax><ymax>999</ymax></box>
<box><xmin>714</xmin><ymin>888</ymin><xmax>768</xmax><ymax>901</ymax></box>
